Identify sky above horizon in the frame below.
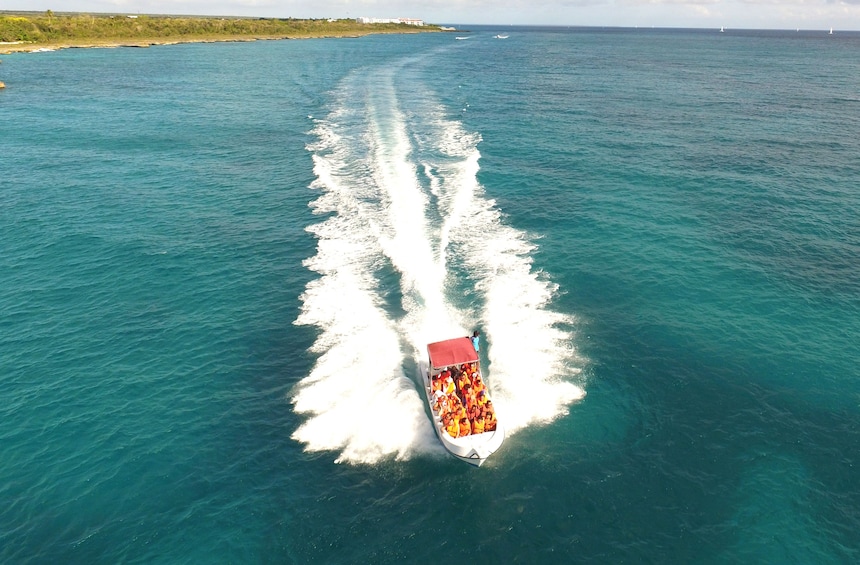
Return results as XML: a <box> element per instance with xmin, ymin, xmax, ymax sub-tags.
<box><xmin>3</xmin><ymin>0</ymin><xmax>859</xmax><ymax>31</ymax></box>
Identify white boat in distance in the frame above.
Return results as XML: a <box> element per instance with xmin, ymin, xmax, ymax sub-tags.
<box><xmin>423</xmin><ymin>337</ymin><xmax>505</xmax><ymax>466</ymax></box>
<box><xmin>455</xmin><ymin>36</ymin><xmax>470</xmax><ymax>40</ymax></box>
<box><xmin>494</xmin><ymin>34</ymin><xmax>509</xmax><ymax>39</ymax></box>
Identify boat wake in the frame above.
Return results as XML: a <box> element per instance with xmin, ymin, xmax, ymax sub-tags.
<box><xmin>292</xmin><ymin>51</ymin><xmax>584</xmax><ymax>464</ymax></box>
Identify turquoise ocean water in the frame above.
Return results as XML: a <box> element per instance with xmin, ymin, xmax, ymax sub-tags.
<box><xmin>2</xmin><ymin>27</ymin><xmax>859</xmax><ymax>563</ymax></box>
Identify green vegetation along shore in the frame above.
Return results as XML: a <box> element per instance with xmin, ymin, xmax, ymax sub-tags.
<box><xmin>0</xmin><ymin>12</ymin><xmax>441</xmax><ymax>53</ymax></box>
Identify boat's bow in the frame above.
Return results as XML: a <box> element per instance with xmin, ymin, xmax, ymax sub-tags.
<box><xmin>424</xmin><ymin>337</ymin><xmax>505</xmax><ymax>466</ymax></box>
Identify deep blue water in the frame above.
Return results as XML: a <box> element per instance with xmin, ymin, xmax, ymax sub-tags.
<box><xmin>1</xmin><ymin>27</ymin><xmax>859</xmax><ymax>563</ymax></box>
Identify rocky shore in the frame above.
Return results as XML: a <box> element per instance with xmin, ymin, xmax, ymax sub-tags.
<box><xmin>0</xmin><ymin>32</ymin><xmax>424</xmax><ymax>55</ymax></box>
<box><xmin>0</xmin><ymin>14</ymin><xmax>438</xmax><ymax>55</ymax></box>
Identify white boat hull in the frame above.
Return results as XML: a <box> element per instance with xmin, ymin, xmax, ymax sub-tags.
<box><xmin>422</xmin><ymin>369</ymin><xmax>505</xmax><ymax>467</ymax></box>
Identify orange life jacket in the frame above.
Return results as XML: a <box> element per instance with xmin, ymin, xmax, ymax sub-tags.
<box><xmin>484</xmin><ymin>414</ymin><xmax>496</xmax><ymax>432</ymax></box>
<box><xmin>459</xmin><ymin>419</ymin><xmax>471</xmax><ymax>437</ymax></box>
<box><xmin>465</xmin><ymin>392</ymin><xmax>478</xmax><ymax>411</ymax></box>
<box><xmin>446</xmin><ymin>421</ymin><xmax>459</xmax><ymax>438</ymax></box>
<box><xmin>472</xmin><ymin>417</ymin><xmax>485</xmax><ymax>435</ymax></box>
<box><xmin>457</xmin><ymin>375</ymin><xmax>471</xmax><ymax>392</ymax></box>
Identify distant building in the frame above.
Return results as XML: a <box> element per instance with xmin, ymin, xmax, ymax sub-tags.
<box><xmin>355</xmin><ymin>17</ymin><xmax>425</xmax><ymax>26</ymax></box>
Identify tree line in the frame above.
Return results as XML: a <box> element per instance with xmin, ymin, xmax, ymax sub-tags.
<box><xmin>0</xmin><ymin>13</ymin><xmax>437</xmax><ymax>43</ymax></box>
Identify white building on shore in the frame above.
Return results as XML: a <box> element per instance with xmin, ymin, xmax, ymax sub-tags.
<box><xmin>355</xmin><ymin>17</ymin><xmax>425</xmax><ymax>26</ymax></box>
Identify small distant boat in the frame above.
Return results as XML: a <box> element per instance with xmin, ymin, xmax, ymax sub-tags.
<box><xmin>720</xmin><ymin>26</ymin><xmax>725</xmax><ymax>33</ymax></box>
<box><xmin>494</xmin><ymin>34</ymin><xmax>509</xmax><ymax>39</ymax></box>
<box><xmin>423</xmin><ymin>337</ymin><xmax>505</xmax><ymax>466</ymax></box>
<box><xmin>829</xmin><ymin>27</ymin><xmax>834</xmax><ymax>35</ymax></box>
<box><xmin>455</xmin><ymin>36</ymin><xmax>470</xmax><ymax>40</ymax></box>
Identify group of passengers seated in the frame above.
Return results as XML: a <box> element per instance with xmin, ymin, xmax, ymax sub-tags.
<box><xmin>430</xmin><ymin>363</ymin><xmax>497</xmax><ymax>438</ymax></box>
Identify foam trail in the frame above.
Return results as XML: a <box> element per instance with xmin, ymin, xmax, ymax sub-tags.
<box><xmin>292</xmin><ymin>96</ymin><xmax>440</xmax><ymax>464</ymax></box>
<box><xmin>416</xmin><ymin>108</ymin><xmax>586</xmax><ymax>433</ymax></box>
<box><xmin>362</xmin><ymin>68</ymin><xmax>465</xmax><ymax>351</ymax></box>
<box><xmin>294</xmin><ymin>55</ymin><xmax>585</xmax><ymax>463</ymax></box>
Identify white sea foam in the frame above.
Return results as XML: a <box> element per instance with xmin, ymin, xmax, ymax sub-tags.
<box><xmin>419</xmin><ymin>113</ymin><xmax>586</xmax><ymax>433</ymax></box>
<box><xmin>293</xmin><ymin>112</ymin><xmax>440</xmax><ymax>464</ymax></box>
<box><xmin>293</xmin><ymin>62</ymin><xmax>584</xmax><ymax>463</ymax></box>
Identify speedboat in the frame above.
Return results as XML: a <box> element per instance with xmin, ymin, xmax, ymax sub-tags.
<box><xmin>494</xmin><ymin>34</ymin><xmax>509</xmax><ymax>39</ymax></box>
<box><xmin>423</xmin><ymin>337</ymin><xmax>505</xmax><ymax>466</ymax></box>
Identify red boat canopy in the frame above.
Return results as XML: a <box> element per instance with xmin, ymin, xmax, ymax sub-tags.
<box><xmin>427</xmin><ymin>337</ymin><xmax>478</xmax><ymax>371</ymax></box>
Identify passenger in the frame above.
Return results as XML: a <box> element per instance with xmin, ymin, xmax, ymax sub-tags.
<box><xmin>475</xmin><ymin>390</ymin><xmax>488</xmax><ymax>406</ymax></box>
<box><xmin>444</xmin><ymin>376</ymin><xmax>456</xmax><ymax>395</ymax></box>
<box><xmin>484</xmin><ymin>416</ymin><xmax>496</xmax><ymax>432</ymax></box>
<box><xmin>431</xmin><ymin>374</ymin><xmax>443</xmax><ymax>393</ymax></box>
<box><xmin>433</xmin><ymin>389</ymin><xmax>447</xmax><ymax>413</ymax></box>
<box><xmin>472</xmin><ymin>375</ymin><xmax>485</xmax><ymax>395</ymax></box>
<box><xmin>455</xmin><ymin>401</ymin><xmax>468</xmax><ymax>422</ymax></box>
<box><xmin>457</xmin><ymin>372</ymin><xmax>471</xmax><ymax>392</ymax></box>
<box><xmin>444</xmin><ymin>394</ymin><xmax>457</xmax><ymax>415</ymax></box>
<box><xmin>458</xmin><ymin>417</ymin><xmax>472</xmax><ymax>437</ymax></box>
<box><xmin>444</xmin><ymin>414</ymin><xmax>459</xmax><ymax>438</ymax></box>
<box><xmin>439</xmin><ymin>396</ymin><xmax>456</xmax><ymax>416</ymax></box>
<box><xmin>472</xmin><ymin>414</ymin><xmax>485</xmax><ymax>435</ymax></box>
<box><xmin>470</xmin><ymin>330</ymin><xmax>480</xmax><ymax>352</ymax></box>
<box><xmin>484</xmin><ymin>403</ymin><xmax>497</xmax><ymax>432</ymax></box>
<box><xmin>465</xmin><ymin>392</ymin><xmax>478</xmax><ymax>413</ymax></box>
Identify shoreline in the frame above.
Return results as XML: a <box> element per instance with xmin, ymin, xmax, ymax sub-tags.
<box><xmin>0</xmin><ymin>30</ymin><xmax>430</xmax><ymax>55</ymax></box>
